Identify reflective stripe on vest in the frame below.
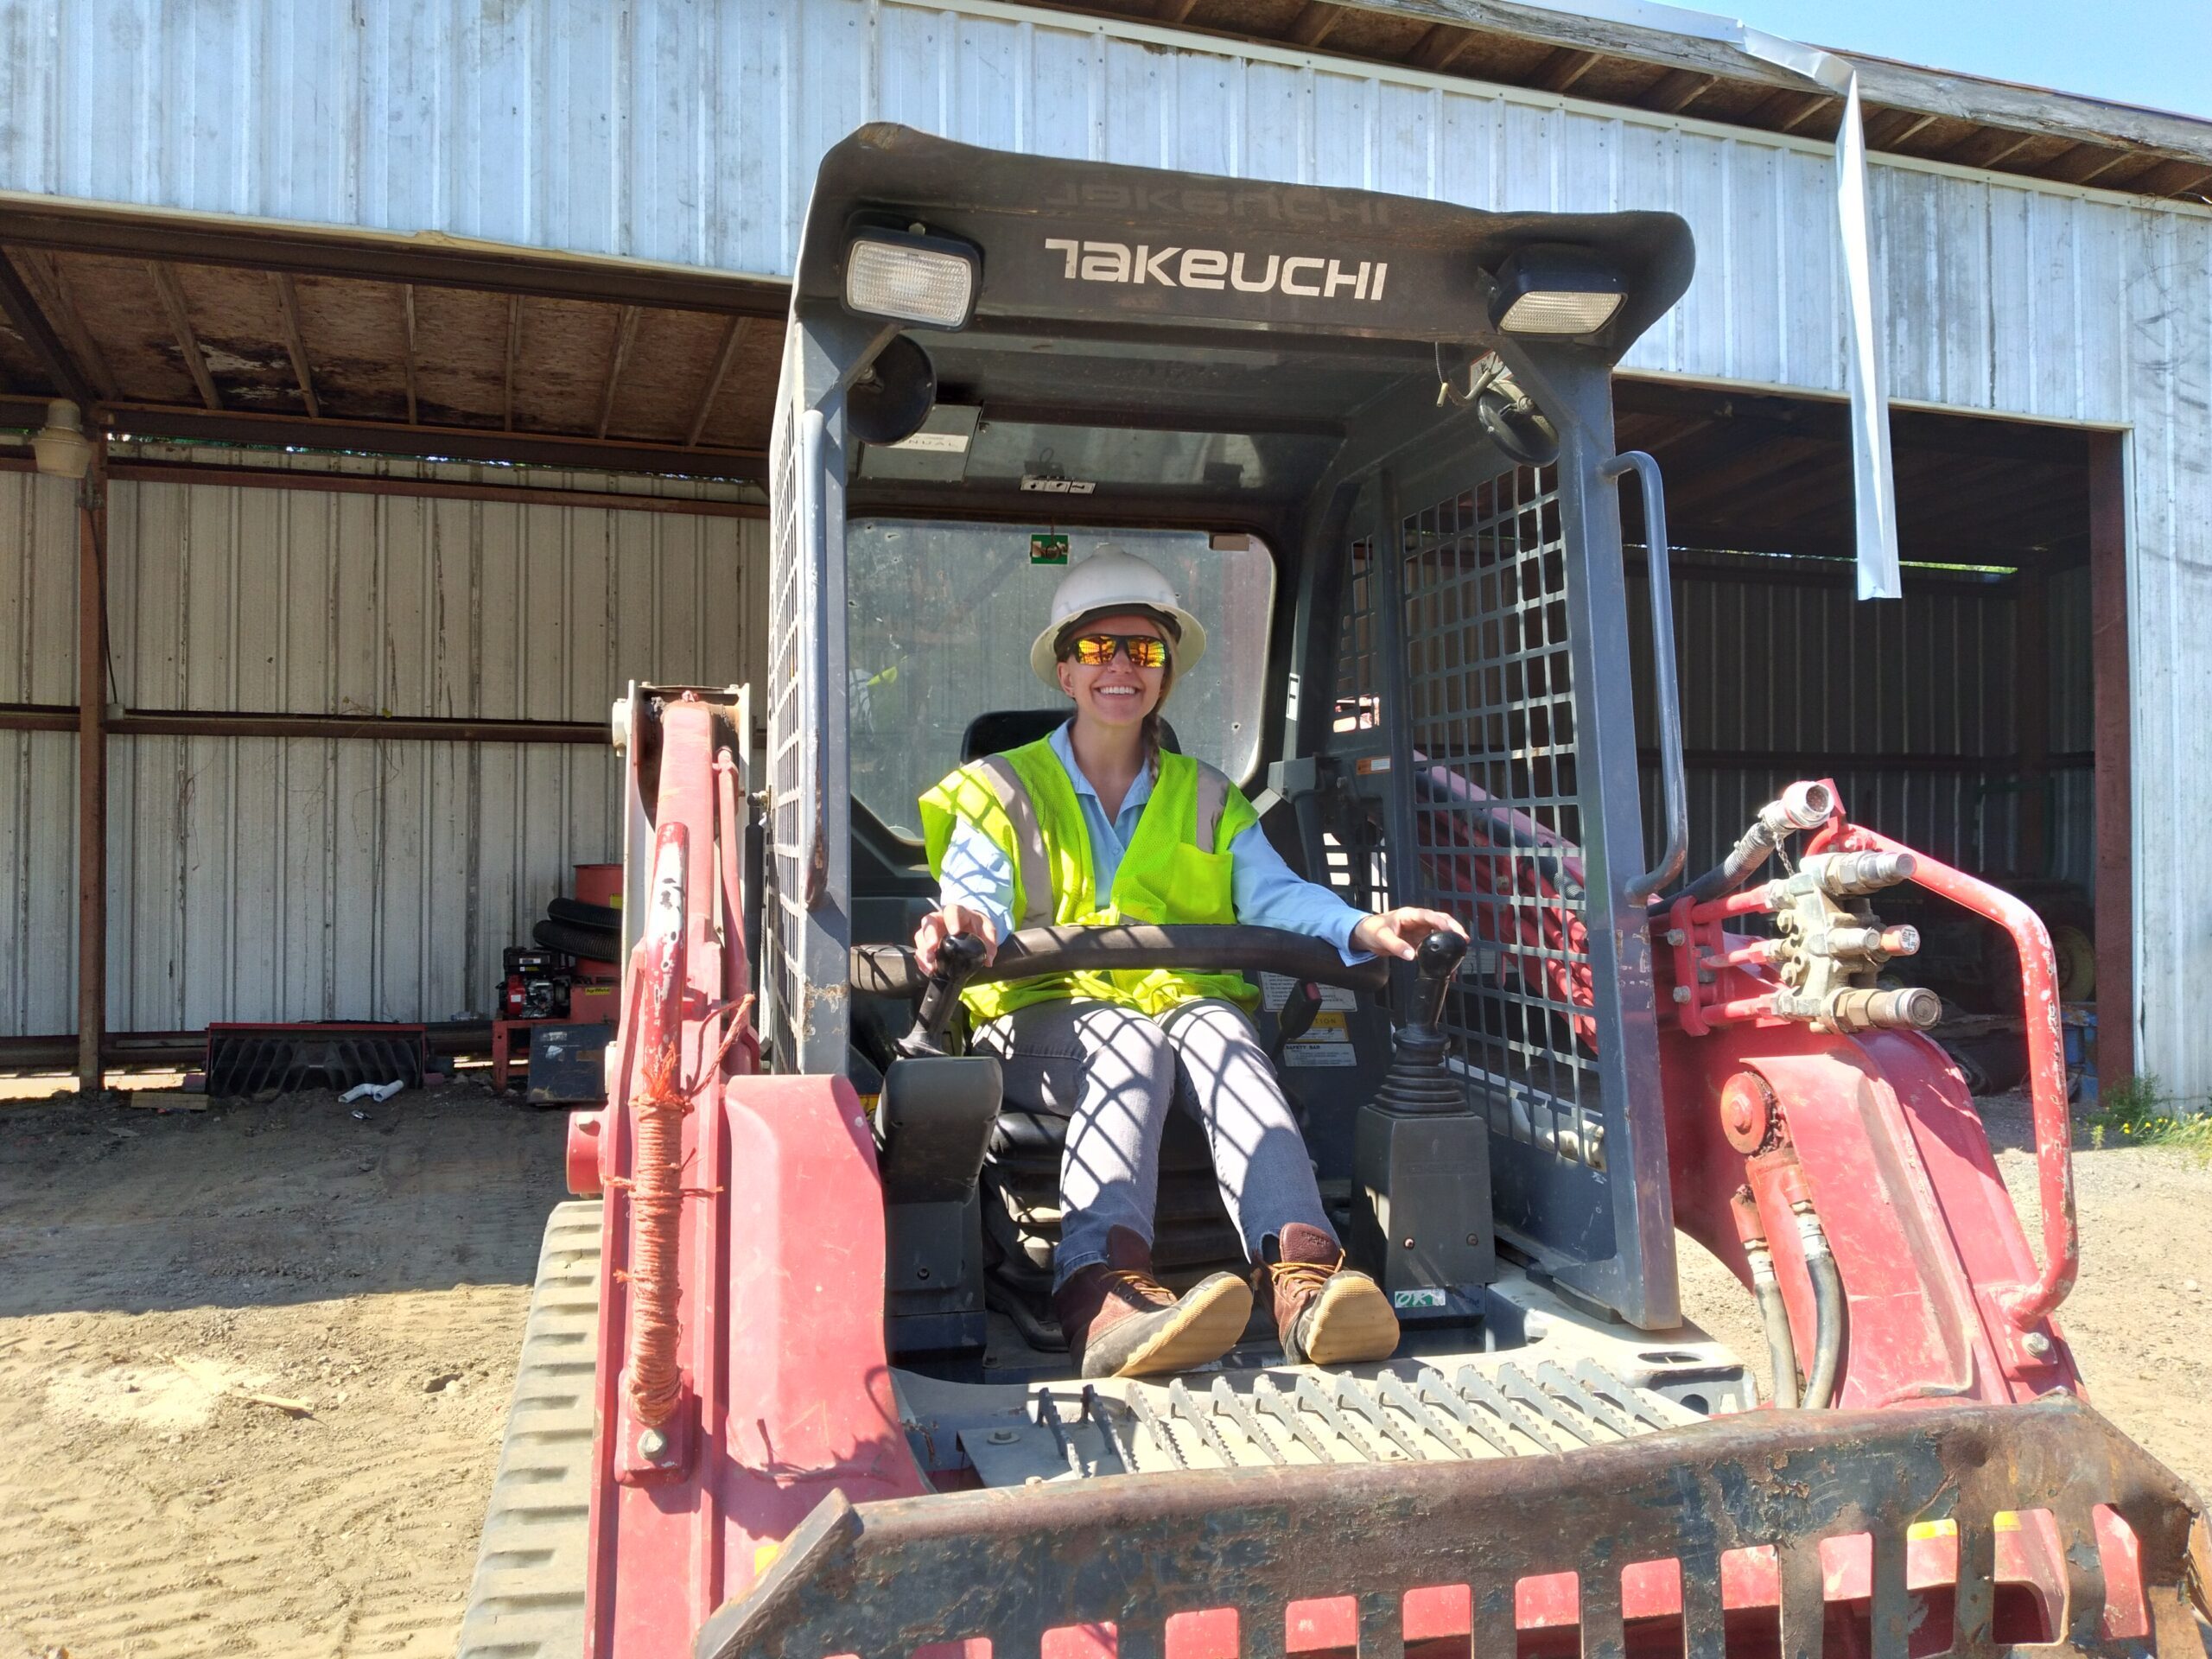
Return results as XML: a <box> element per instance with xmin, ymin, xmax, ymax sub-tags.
<box><xmin>982</xmin><ymin>751</ymin><xmax>1236</xmax><ymax>920</ymax></box>
<box><xmin>970</xmin><ymin>753</ymin><xmax>1054</xmax><ymax>929</ymax></box>
<box><xmin>919</xmin><ymin>737</ymin><xmax>1261</xmax><ymax>1019</ymax></box>
<box><xmin>1193</xmin><ymin>760</ymin><xmax>1230</xmax><ymax>852</ymax></box>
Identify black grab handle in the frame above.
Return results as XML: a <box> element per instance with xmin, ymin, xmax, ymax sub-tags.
<box><xmin>898</xmin><ymin>932</ymin><xmax>989</xmax><ymax>1058</ymax></box>
<box><xmin>1408</xmin><ymin>930</ymin><xmax>1470</xmax><ymax>1034</ymax></box>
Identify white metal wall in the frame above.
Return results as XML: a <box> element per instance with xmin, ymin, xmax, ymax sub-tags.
<box><xmin>0</xmin><ymin>448</ymin><xmax>762</xmax><ymax>1036</ymax></box>
<box><xmin>0</xmin><ymin>467</ymin><xmax>79</xmax><ymax>1037</ymax></box>
<box><xmin>3</xmin><ymin>0</ymin><xmax>2208</xmax><ymax>1081</ymax></box>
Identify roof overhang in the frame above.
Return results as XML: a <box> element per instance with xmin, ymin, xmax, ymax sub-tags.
<box><xmin>0</xmin><ymin>193</ymin><xmax>791</xmax><ymax>478</ymax></box>
<box><xmin>1030</xmin><ymin>0</ymin><xmax>2212</xmax><ymax>205</ymax></box>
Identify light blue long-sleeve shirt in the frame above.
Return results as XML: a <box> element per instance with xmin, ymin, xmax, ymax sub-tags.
<box><xmin>938</xmin><ymin>721</ymin><xmax>1372</xmax><ymax>963</ymax></box>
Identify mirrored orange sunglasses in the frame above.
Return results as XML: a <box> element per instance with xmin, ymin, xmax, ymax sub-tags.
<box><xmin>1064</xmin><ymin>632</ymin><xmax>1171</xmax><ymax>670</ymax></box>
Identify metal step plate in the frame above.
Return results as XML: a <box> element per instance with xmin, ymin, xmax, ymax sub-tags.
<box><xmin>456</xmin><ymin>1199</ymin><xmax>603</xmax><ymax>1659</ymax></box>
<box><xmin>898</xmin><ymin>1270</ymin><xmax>1749</xmax><ymax>1486</ymax></box>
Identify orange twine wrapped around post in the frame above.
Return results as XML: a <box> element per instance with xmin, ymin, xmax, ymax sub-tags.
<box><xmin>624</xmin><ymin>1034</ymin><xmax>690</xmax><ymax>1429</ymax></box>
<box><xmin>619</xmin><ymin>987</ymin><xmax>753</xmax><ymax>1431</ymax></box>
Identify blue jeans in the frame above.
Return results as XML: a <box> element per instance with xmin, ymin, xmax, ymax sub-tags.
<box><xmin>972</xmin><ymin>997</ymin><xmax>1338</xmax><ymax>1289</ymax></box>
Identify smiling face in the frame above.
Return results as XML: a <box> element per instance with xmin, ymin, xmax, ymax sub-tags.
<box><xmin>1055</xmin><ymin>610</ymin><xmax>1171</xmax><ymax>733</ymax></box>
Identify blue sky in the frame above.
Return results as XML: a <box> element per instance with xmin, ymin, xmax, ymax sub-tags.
<box><xmin>1713</xmin><ymin>1</ymin><xmax>2212</xmax><ymax>120</ymax></box>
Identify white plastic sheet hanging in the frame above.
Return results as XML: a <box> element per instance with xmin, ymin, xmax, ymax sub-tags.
<box><xmin>1508</xmin><ymin>0</ymin><xmax>1904</xmax><ymax>600</ymax></box>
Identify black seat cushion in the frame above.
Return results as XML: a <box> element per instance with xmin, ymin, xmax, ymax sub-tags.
<box><xmin>961</xmin><ymin>709</ymin><xmax>1179</xmax><ymax>762</ymax></box>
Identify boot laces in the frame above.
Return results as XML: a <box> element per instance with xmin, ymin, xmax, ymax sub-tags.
<box><xmin>1268</xmin><ymin>1255</ymin><xmax>1340</xmax><ymax>1302</ymax></box>
<box><xmin>1102</xmin><ymin>1267</ymin><xmax>1176</xmax><ymax>1308</ymax></box>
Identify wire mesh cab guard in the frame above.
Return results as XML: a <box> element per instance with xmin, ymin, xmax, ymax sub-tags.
<box><xmin>1300</xmin><ymin>379</ymin><xmax>1682</xmax><ymax>1326</ymax></box>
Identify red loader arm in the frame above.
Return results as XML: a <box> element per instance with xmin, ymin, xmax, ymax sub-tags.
<box><xmin>566</xmin><ymin>692</ymin><xmax>925</xmax><ymax>1659</ymax></box>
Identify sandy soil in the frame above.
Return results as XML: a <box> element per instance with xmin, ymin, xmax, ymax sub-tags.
<box><xmin>0</xmin><ymin>1083</ymin><xmax>566</xmax><ymax>1659</ymax></box>
<box><xmin>0</xmin><ymin>1081</ymin><xmax>2203</xmax><ymax>1659</ymax></box>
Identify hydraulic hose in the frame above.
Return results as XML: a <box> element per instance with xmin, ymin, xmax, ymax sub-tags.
<box><xmin>1796</xmin><ymin>1203</ymin><xmax>1848</xmax><ymax>1410</ymax></box>
<box><xmin>1730</xmin><ymin>1187</ymin><xmax>1800</xmax><ymax>1409</ymax></box>
<box><xmin>1750</xmin><ymin>1242</ymin><xmax>1802</xmax><ymax>1410</ymax></box>
<box><xmin>1677</xmin><ymin>780</ymin><xmax>1836</xmax><ymax>906</ymax></box>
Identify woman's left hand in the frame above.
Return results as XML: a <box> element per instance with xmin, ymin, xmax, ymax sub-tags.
<box><xmin>1351</xmin><ymin>906</ymin><xmax>1469</xmax><ymax>962</ymax></box>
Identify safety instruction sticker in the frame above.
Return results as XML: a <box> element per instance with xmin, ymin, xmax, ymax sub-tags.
<box><xmin>1280</xmin><ymin>1009</ymin><xmax>1357</xmax><ymax>1068</ymax></box>
<box><xmin>1258</xmin><ymin>971</ymin><xmax>1357</xmax><ymax>1014</ymax></box>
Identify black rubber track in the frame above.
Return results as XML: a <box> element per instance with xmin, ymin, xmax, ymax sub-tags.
<box><xmin>533</xmin><ymin>918</ymin><xmax>620</xmax><ymax>962</ymax></box>
<box><xmin>547</xmin><ymin>896</ymin><xmax>621</xmax><ymax>931</ymax></box>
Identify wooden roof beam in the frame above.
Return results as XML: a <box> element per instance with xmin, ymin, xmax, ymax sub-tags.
<box><xmin>1940</xmin><ymin>128</ymin><xmax>2040</xmax><ymax>170</ymax></box>
<box><xmin>0</xmin><ymin>248</ymin><xmax>99</xmax><ymax>408</ymax></box>
<box><xmin>271</xmin><ymin>273</ymin><xmax>320</xmax><ymax>419</ymax></box>
<box><xmin>502</xmin><ymin>295</ymin><xmax>522</xmax><ymax>432</ymax></box>
<box><xmin>94</xmin><ymin>398</ymin><xmax>766</xmax><ymax>480</ymax></box>
<box><xmin>594</xmin><ymin>304</ymin><xmax>641</xmax><ymax>440</ymax></box>
<box><xmin>1741</xmin><ymin>87</ymin><xmax>1834</xmax><ymax>134</ymax></box>
<box><xmin>1409</xmin><ymin>23</ymin><xmax>1476</xmax><ymax>73</ymax></box>
<box><xmin>400</xmin><ymin>285</ymin><xmax>418</xmax><ymax>424</ymax></box>
<box><xmin>687</xmin><ymin>316</ymin><xmax>750</xmax><ymax>449</ymax></box>
<box><xmin>1286</xmin><ymin>3</ymin><xmax>1342</xmax><ymax>48</ymax></box>
<box><xmin>148</xmin><ymin>263</ymin><xmax>220</xmax><ymax>410</ymax></box>
<box><xmin>1535</xmin><ymin>48</ymin><xmax>1601</xmax><ymax>94</ymax></box>
<box><xmin>2040</xmin><ymin>142</ymin><xmax>2137</xmax><ymax>186</ymax></box>
<box><xmin>1643</xmin><ymin>68</ymin><xmax>1715</xmax><ymax>115</ymax></box>
<box><xmin>1866</xmin><ymin>108</ymin><xmax>1942</xmax><ymax>149</ymax></box>
<box><xmin>2123</xmin><ymin>157</ymin><xmax>2212</xmax><ymax>199</ymax></box>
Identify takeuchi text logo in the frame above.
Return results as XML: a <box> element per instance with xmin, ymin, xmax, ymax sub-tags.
<box><xmin>1043</xmin><ymin>238</ymin><xmax>1390</xmax><ymax>302</ymax></box>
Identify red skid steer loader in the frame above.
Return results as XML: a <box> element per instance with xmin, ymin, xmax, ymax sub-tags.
<box><xmin>459</xmin><ymin>125</ymin><xmax>2210</xmax><ymax>1659</ymax></box>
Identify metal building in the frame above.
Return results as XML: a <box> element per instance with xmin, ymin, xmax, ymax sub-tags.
<box><xmin>0</xmin><ymin>0</ymin><xmax>2206</xmax><ymax>1092</ymax></box>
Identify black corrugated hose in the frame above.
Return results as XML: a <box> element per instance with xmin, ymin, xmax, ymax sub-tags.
<box><xmin>1796</xmin><ymin>1205</ymin><xmax>1848</xmax><ymax>1409</ymax></box>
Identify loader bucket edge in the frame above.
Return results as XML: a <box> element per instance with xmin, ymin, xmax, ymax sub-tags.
<box><xmin>696</xmin><ymin>1395</ymin><xmax>2203</xmax><ymax>1659</ymax></box>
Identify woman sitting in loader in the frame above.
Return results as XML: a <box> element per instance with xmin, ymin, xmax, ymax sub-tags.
<box><xmin>914</xmin><ymin>547</ymin><xmax>1466</xmax><ymax>1380</ymax></box>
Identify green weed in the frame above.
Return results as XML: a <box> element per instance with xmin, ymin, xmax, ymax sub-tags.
<box><xmin>2086</xmin><ymin>1072</ymin><xmax>2212</xmax><ymax>1155</ymax></box>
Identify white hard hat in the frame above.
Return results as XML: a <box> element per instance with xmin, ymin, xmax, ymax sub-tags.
<box><xmin>1029</xmin><ymin>545</ymin><xmax>1209</xmax><ymax>687</ymax></box>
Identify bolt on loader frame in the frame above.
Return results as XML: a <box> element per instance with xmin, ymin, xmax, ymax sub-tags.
<box><xmin>459</xmin><ymin>126</ymin><xmax>2211</xmax><ymax>1659</ymax></box>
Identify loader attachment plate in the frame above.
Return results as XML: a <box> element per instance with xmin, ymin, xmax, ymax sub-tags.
<box><xmin>698</xmin><ymin>1395</ymin><xmax>2202</xmax><ymax>1659</ymax></box>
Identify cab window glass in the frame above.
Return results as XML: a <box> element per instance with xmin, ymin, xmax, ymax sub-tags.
<box><xmin>846</xmin><ymin>522</ymin><xmax>1274</xmax><ymax>840</ymax></box>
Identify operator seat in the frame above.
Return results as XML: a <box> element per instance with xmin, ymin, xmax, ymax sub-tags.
<box><xmin>954</xmin><ymin>709</ymin><xmax>1251</xmax><ymax>1348</ymax></box>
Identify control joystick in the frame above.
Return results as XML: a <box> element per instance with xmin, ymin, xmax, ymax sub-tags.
<box><xmin>899</xmin><ymin>932</ymin><xmax>989</xmax><ymax>1059</ymax></box>
<box><xmin>1351</xmin><ymin>924</ymin><xmax>1494</xmax><ymax>1316</ymax></box>
<box><xmin>1408</xmin><ymin>930</ymin><xmax>1471</xmax><ymax>1038</ymax></box>
<box><xmin>1376</xmin><ymin>930</ymin><xmax>1471</xmax><ymax>1112</ymax></box>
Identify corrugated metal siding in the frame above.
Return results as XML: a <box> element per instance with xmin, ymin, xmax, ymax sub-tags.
<box><xmin>2047</xmin><ymin>563</ymin><xmax>2096</xmax><ymax>894</ymax></box>
<box><xmin>3</xmin><ymin>0</ymin><xmax>2209</xmax><ymax>1080</ymax></box>
<box><xmin>1630</xmin><ymin>560</ymin><xmax>2028</xmax><ymax>883</ymax></box>
<box><xmin>0</xmin><ymin>465</ymin><xmax>80</xmax><ymax>1038</ymax></box>
<box><xmin>0</xmin><ymin>447</ymin><xmax>763</xmax><ymax>1035</ymax></box>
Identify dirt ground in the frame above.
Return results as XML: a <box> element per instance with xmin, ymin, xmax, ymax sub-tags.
<box><xmin>0</xmin><ymin>1081</ymin><xmax>2205</xmax><ymax>1659</ymax></box>
<box><xmin>0</xmin><ymin>1080</ymin><xmax>567</xmax><ymax>1659</ymax></box>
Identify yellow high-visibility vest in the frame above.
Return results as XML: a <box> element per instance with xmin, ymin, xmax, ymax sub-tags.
<box><xmin>918</xmin><ymin>737</ymin><xmax>1261</xmax><ymax>1020</ymax></box>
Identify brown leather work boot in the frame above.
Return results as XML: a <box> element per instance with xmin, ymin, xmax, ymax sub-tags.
<box><xmin>1258</xmin><ymin>1222</ymin><xmax>1401</xmax><ymax>1366</ymax></box>
<box><xmin>1052</xmin><ymin>1227</ymin><xmax>1254</xmax><ymax>1380</ymax></box>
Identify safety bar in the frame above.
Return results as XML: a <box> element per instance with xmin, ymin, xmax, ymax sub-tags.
<box><xmin>1604</xmin><ymin>449</ymin><xmax>1688</xmax><ymax>905</ymax></box>
<box><xmin>1825</xmin><ymin>823</ymin><xmax>2078</xmax><ymax>1329</ymax></box>
<box><xmin>850</xmin><ymin>924</ymin><xmax>1390</xmax><ymax>1000</ymax></box>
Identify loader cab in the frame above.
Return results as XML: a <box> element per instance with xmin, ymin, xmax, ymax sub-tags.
<box><xmin>766</xmin><ymin>125</ymin><xmax>1698</xmax><ymax>1368</ymax></box>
